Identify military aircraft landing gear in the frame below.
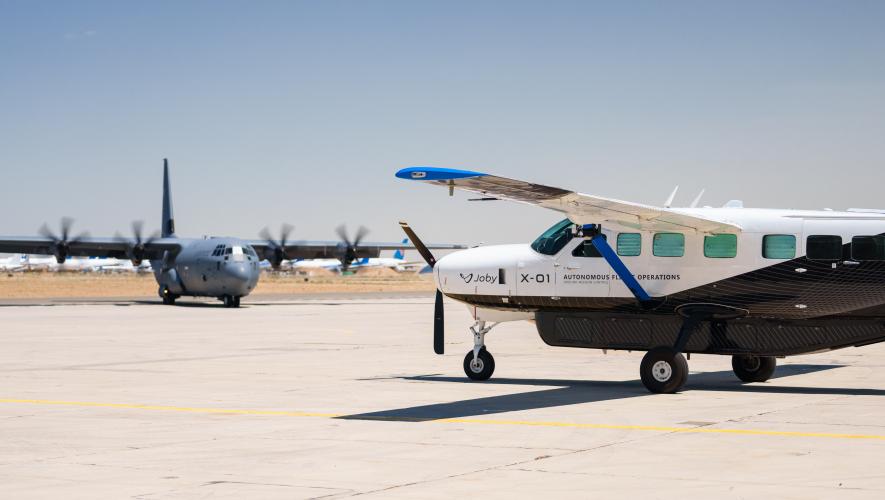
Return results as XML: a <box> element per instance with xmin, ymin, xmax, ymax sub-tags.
<box><xmin>160</xmin><ymin>286</ymin><xmax>177</xmax><ymax>306</ymax></box>
<box><xmin>222</xmin><ymin>295</ymin><xmax>241</xmax><ymax>308</ymax></box>
<box><xmin>463</xmin><ymin>321</ymin><xmax>497</xmax><ymax>381</ymax></box>
<box><xmin>732</xmin><ymin>355</ymin><xmax>776</xmax><ymax>383</ymax></box>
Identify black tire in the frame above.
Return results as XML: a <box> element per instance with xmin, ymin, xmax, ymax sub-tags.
<box><xmin>640</xmin><ymin>347</ymin><xmax>689</xmax><ymax>394</ymax></box>
<box><xmin>223</xmin><ymin>295</ymin><xmax>235</xmax><ymax>308</ymax></box>
<box><xmin>732</xmin><ymin>355</ymin><xmax>776</xmax><ymax>383</ymax></box>
<box><xmin>161</xmin><ymin>287</ymin><xmax>176</xmax><ymax>305</ymax></box>
<box><xmin>233</xmin><ymin>296</ymin><xmax>241</xmax><ymax>308</ymax></box>
<box><xmin>463</xmin><ymin>348</ymin><xmax>495</xmax><ymax>381</ymax></box>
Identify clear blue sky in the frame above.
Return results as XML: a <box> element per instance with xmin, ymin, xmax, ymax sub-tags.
<box><xmin>2</xmin><ymin>1</ymin><xmax>884</xmax><ymax>246</ymax></box>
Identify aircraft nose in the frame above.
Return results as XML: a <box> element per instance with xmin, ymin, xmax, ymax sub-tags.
<box><xmin>224</xmin><ymin>262</ymin><xmax>255</xmax><ymax>294</ymax></box>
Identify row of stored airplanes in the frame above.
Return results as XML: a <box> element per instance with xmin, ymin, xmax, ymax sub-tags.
<box><xmin>0</xmin><ymin>249</ymin><xmax>423</xmax><ymax>274</ymax></box>
<box><xmin>1</xmin><ymin>159</ymin><xmax>883</xmax><ymax>394</ymax></box>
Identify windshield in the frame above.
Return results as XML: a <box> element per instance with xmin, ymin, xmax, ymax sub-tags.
<box><xmin>530</xmin><ymin>219</ymin><xmax>574</xmax><ymax>255</ymax></box>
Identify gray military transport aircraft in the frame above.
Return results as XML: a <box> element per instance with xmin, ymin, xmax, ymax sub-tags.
<box><xmin>0</xmin><ymin>160</ymin><xmax>464</xmax><ymax>307</ymax></box>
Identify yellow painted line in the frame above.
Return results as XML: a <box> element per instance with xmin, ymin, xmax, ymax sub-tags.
<box><xmin>2</xmin><ymin>398</ymin><xmax>885</xmax><ymax>441</ymax></box>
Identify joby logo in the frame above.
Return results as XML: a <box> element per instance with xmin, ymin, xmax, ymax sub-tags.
<box><xmin>460</xmin><ymin>272</ymin><xmax>498</xmax><ymax>284</ymax></box>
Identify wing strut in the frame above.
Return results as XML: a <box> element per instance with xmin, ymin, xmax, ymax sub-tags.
<box><xmin>584</xmin><ymin>225</ymin><xmax>652</xmax><ymax>304</ymax></box>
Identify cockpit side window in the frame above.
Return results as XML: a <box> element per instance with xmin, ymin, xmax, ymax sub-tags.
<box><xmin>572</xmin><ymin>234</ymin><xmax>606</xmax><ymax>257</ymax></box>
<box><xmin>531</xmin><ymin>219</ymin><xmax>575</xmax><ymax>256</ymax></box>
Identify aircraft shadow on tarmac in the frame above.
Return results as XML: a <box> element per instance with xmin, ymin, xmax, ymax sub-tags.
<box><xmin>337</xmin><ymin>364</ymin><xmax>883</xmax><ymax>423</ymax></box>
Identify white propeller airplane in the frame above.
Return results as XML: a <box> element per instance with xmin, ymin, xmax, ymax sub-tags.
<box><xmin>397</xmin><ymin>166</ymin><xmax>885</xmax><ymax>393</ymax></box>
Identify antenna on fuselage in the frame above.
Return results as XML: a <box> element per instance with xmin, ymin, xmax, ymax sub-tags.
<box><xmin>161</xmin><ymin>159</ymin><xmax>175</xmax><ymax>238</ymax></box>
<box><xmin>664</xmin><ymin>185</ymin><xmax>679</xmax><ymax>208</ymax></box>
<box><xmin>689</xmin><ymin>188</ymin><xmax>705</xmax><ymax>208</ymax></box>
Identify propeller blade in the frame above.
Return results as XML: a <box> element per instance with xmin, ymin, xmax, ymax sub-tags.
<box><xmin>434</xmin><ymin>289</ymin><xmax>445</xmax><ymax>354</ymax></box>
<box><xmin>60</xmin><ymin>216</ymin><xmax>74</xmax><ymax>242</ymax></box>
<box><xmin>280</xmin><ymin>223</ymin><xmax>294</xmax><ymax>247</ymax></box>
<box><xmin>335</xmin><ymin>225</ymin><xmax>352</xmax><ymax>247</ymax></box>
<box><xmin>38</xmin><ymin>223</ymin><xmax>57</xmax><ymax>241</ymax></box>
<box><xmin>259</xmin><ymin>227</ymin><xmax>274</xmax><ymax>244</ymax></box>
<box><xmin>398</xmin><ymin>221</ymin><xmax>436</xmax><ymax>268</ymax></box>
<box><xmin>352</xmin><ymin>226</ymin><xmax>368</xmax><ymax>247</ymax></box>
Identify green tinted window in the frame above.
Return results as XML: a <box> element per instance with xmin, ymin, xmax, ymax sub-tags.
<box><xmin>762</xmin><ymin>235</ymin><xmax>796</xmax><ymax>259</ymax></box>
<box><xmin>617</xmin><ymin>233</ymin><xmax>641</xmax><ymax>256</ymax></box>
<box><xmin>704</xmin><ymin>234</ymin><xmax>737</xmax><ymax>258</ymax></box>
<box><xmin>530</xmin><ymin>219</ymin><xmax>574</xmax><ymax>256</ymax></box>
<box><xmin>653</xmin><ymin>233</ymin><xmax>684</xmax><ymax>257</ymax></box>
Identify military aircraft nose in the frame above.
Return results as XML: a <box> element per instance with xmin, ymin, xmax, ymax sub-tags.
<box><xmin>224</xmin><ymin>262</ymin><xmax>256</xmax><ymax>294</ymax></box>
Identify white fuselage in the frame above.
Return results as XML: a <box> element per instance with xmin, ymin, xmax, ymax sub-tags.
<box><xmin>434</xmin><ymin>208</ymin><xmax>885</xmax><ymax>319</ymax></box>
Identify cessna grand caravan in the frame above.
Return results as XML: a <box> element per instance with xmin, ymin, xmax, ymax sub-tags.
<box><xmin>397</xmin><ymin>167</ymin><xmax>885</xmax><ymax>393</ymax></box>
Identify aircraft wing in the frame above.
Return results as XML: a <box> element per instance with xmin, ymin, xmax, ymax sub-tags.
<box><xmin>0</xmin><ymin>236</ymin><xmax>181</xmax><ymax>260</ymax></box>
<box><xmin>248</xmin><ymin>240</ymin><xmax>466</xmax><ymax>260</ymax></box>
<box><xmin>396</xmin><ymin>167</ymin><xmax>741</xmax><ymax>234</ymax></box>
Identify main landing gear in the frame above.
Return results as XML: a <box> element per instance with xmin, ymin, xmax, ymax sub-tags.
<box><xmin>221</xmin><ymin>295</ymin><xmax>241</xmax><ymax>308</ymax></box>
<box><xmin>639</xmin><ymin>307</ymin><xmax>776</xmax><ymax>393</ymax></box>
<box><xmin>463</xmin><ymin>321</ymin><xmax>497</xmax><ymax>381</ymax></box>
<box><xmin>160</xmin><ymin>286</ymin><xmax>178</xmax><ymax>306</ymax></box>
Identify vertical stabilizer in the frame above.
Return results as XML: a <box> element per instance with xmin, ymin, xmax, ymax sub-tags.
<box><xmin>161</xmin><ymin>159</ymin><xmax>176</xmax><ymax>237</ymax></box>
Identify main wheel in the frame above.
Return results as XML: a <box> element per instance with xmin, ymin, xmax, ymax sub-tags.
<box><xmin>463</xmin><ymin>348</ymin><xmax>495</xmax><ymax>381</ymax></box>
<box><xmin>732</xmin><ymin>355</ymin><xmax>776</xmax><ymax>383</ymax></box>
<box><xmin>161</xmin><ymin>287</ymin><xmax>176</xmax><ymax>305</ymax></box>
<box><xmin>640</xmin><ymin>347</ymin><xmax>688</xmax><ymax>394</ymax></box>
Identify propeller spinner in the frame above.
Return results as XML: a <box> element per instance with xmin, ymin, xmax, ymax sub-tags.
<box><xmin>260</xmin><ymin>223</ymin><xmax>295</xmax><ymax>269</ymax></box>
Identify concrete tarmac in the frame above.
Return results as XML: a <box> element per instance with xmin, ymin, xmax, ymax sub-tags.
<box><xmin>2</xmin><ymin>296</ymin><xmax>885</xmax><ymax>498</ymax></box>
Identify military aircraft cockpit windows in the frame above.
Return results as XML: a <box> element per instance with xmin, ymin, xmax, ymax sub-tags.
<box><xmin>851</xmin><ymin>235</ymin><xmax>885</xmax><ymax>261</ymax></box>
<box><xmin>616</xmin><ymin>233</ymin><xmax>642</xmax><ymax>256</ymax></box>
<box><xmin>211</xmin><ymin>244</ymin><xmax>225</xmax><ymax>257</ymax></box>
<box><xmin>653</xmin><ymin>233</ymin><xmax>685</xmax><ymax>257</ymax></box>
<box><xmin>762</xmin><ymin>235</ymin><xmax>797</xmax><ymax>259</ymax></box>
<box><xmin>704</xmin><ymin>234</ymin><xmax>738</xmax><ymax>258</ymax></box>
<box><xmin>530</xmin><ymin>218</ymin><xmax>574</xmax><ymax>255</ymax></box>
<box><xmin>806</xmin><ymin>235</ymin><xmax>843</xmax><ymax>260</ymax></box>
<box><xmin>572</xmin><ymin>234</ymin><xmax>606</xmax><ymax>257</ymax></box>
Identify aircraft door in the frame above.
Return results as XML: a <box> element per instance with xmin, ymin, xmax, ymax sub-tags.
<box><xmin>554</xmin><ymin>237</ymin><xmax>611</xmax><ymax>299</ymax></box>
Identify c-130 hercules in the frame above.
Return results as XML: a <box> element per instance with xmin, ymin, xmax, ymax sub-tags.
<box><xmin>0</xmin><ymin>160</ymin><xmax>463</xmax><ymax>307</ymax></box>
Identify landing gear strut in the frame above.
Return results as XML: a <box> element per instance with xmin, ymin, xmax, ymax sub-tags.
<box><xmin>463</xmin><ymin>321</ymin><xmax>496</xmax><ymax>381</ymax></box>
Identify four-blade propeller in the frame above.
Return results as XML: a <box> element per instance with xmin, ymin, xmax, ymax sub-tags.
<box><xmin>336</xmin><ymin>225</ymin><xmax>369</xmax><ymax>272</ymax></box>
<box><xmin>399</xmin><ymin>221</ymin><xmax>444</xmax><ymax>355</ymax></box>
<box><xmin>39</xmin><ymin>217</ymin><xmax>89</xmax><ymax>264</ymax></box>
<box><xmin>259</xmin><ymin>223</ymin><xmax>295</xmax><ymax>270</ymax></box>
<box><xmin>115</xmin><ymin>221</ymin><xmax>159</xmax><ymax>265</ymax></box>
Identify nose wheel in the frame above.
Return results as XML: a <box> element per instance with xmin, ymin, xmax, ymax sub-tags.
<box><xmin>463</xmin><ymin>348</ymin><xmax>495</xmax><ymax>381</ymax></box>
<box><xmin>461</xmin><ymin>321</ymin><xmax>498</xmax><ymax>381</ymax></box>
<box><xmin>222</xmin><ymin>295</ymin><xmax>241</xmax><ymax>308</ymax></box>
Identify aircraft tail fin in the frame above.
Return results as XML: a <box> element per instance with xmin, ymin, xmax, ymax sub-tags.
<box><xmin>393</xmin><ymin>238</ymin><xmax>408</xmax><ymax>260</ymax></box>
<box><xmin>161</xmin><ymin>159</ymin><xmax>176</xmax><ymax>238</ymax></box>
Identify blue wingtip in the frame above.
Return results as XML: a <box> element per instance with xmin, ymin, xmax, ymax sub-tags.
<box><xmin>396</xmin><ymin>166</ymin><xmax>487</xmax><ymax>181</ymax></box>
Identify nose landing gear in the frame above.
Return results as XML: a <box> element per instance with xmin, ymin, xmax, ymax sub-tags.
<box><xmin>222</xmin><ymin>295</ymin><xmax>241</xmax><ymax>308</ymax></box>
<box><xmin>462</xmin><ymin>321</ymin><xmax>497</xmax><ymax>381</ymax></box>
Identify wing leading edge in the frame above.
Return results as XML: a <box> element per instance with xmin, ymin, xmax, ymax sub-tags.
<box><xmin>396</xmin><ymin>167</ymin><xmax>741</xmax><ymax>234</ymax></box>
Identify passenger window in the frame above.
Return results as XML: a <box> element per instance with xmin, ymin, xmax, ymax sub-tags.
<box><xmin>653</xmin><ymin>233</ymin><xmax>684</xmax><ymax>257</ymax></box>
<box><xmin>704</xmin><ymin>234</ymin><xmax>737</xmax><ymax>258</ymax></box>
<box><xmin>762</xmin><ymin>235</ymin><xmax>796</xmax><ymax>259</ymax></box>
<box><xmin>851</xmin><ymin>236</ymin><xmax>885</xmax><ymax>261</ymax></box>
<box><xmin>617</xmin><ymin>233</ymin><xmax>641</xmax><ymax>256</ymax></box>
<box><xmin>572</xmin><ymin>234</ymin><xmax>606</xmax><ymax>257</ymax></box>
<box><xmin>806</xmin><ymin>235</ymin><xmax>842</xmax><ymax>260</ymax></box>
